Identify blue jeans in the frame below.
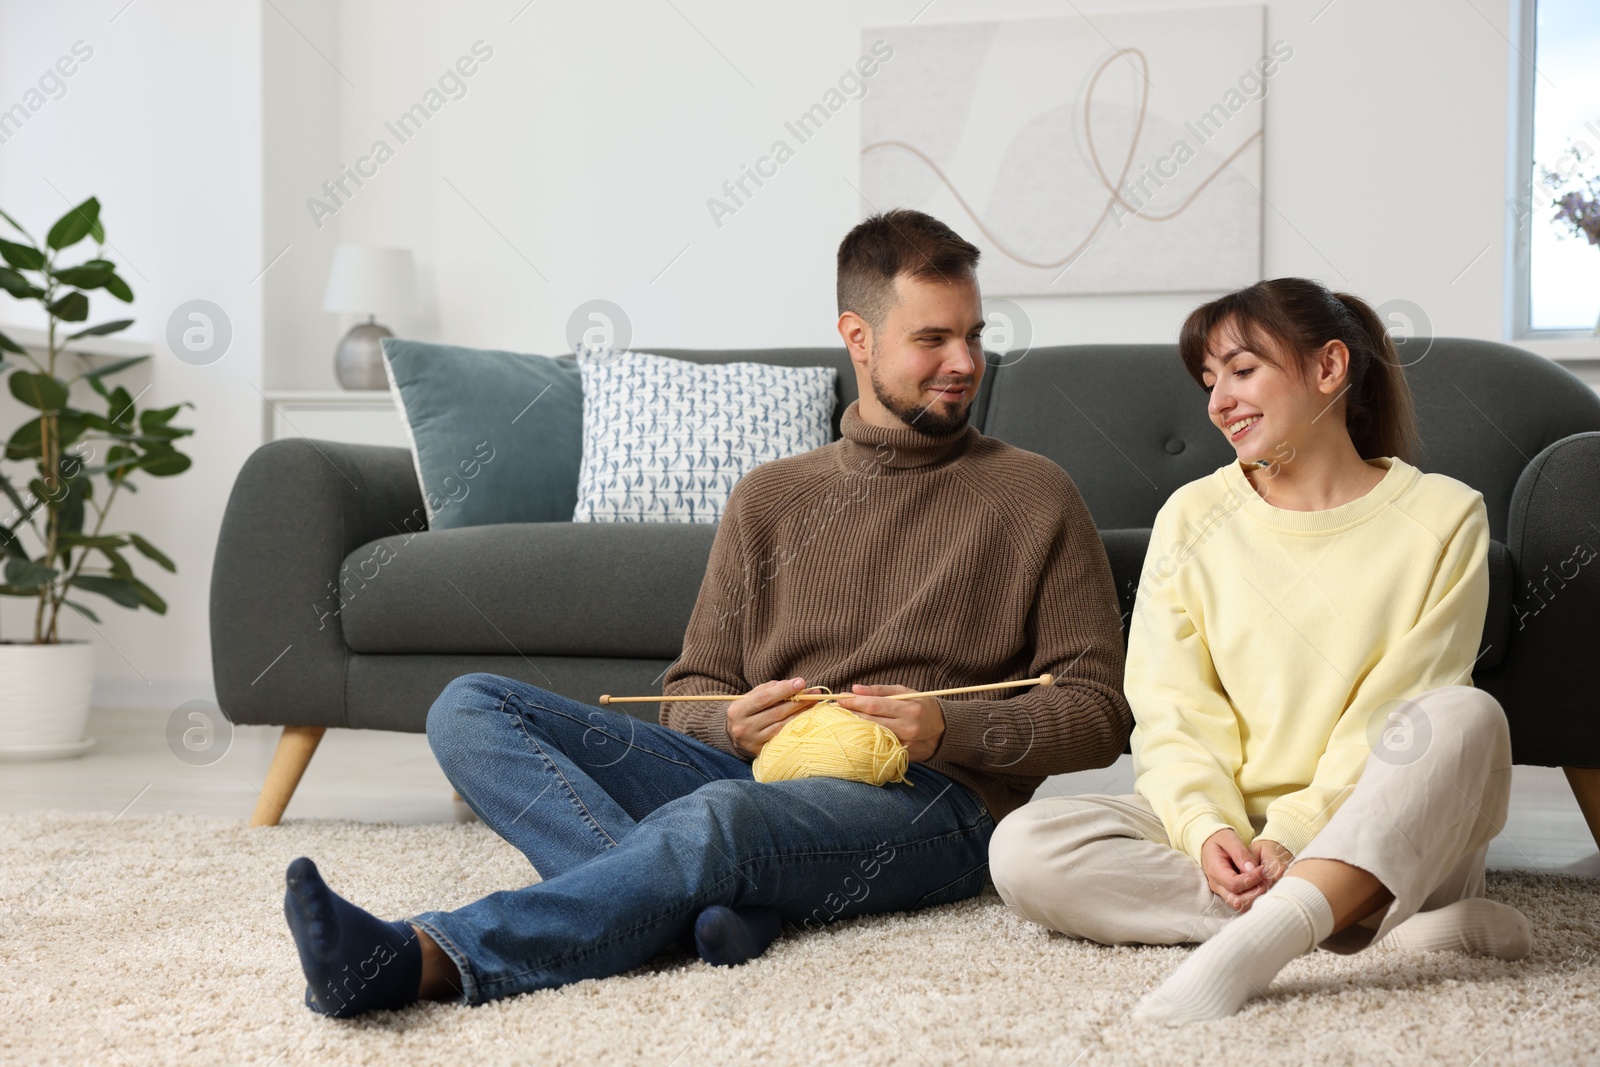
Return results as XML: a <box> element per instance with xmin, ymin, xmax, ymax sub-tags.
<box><xmin>410</xmin><ymin>673</ymin><xmax>995</xmax><ymax>1004</ymax></box>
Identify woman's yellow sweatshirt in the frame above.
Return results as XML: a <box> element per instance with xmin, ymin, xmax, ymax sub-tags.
<box><xmin>1127</xmin><ymin>456</ymin><xmax>1490</xmax><ymax>865</ymax></box>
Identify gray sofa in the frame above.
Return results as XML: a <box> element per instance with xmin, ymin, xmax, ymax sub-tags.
<box><xmin>212</xmin><ymin>340</ymin><xmax>1600</xmax><ymax>843</ymax></box>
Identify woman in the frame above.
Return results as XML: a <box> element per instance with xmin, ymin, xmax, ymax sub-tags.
<box><xmin>988</xmin><ymin>278</ymin><xmax>1530</xmax><ymax>1023</ymax></box>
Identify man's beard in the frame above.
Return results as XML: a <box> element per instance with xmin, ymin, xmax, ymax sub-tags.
<box><xmin>869</xmin><ymin>358</ymin><xmax>974</xmax><ymax>437</ymax></box>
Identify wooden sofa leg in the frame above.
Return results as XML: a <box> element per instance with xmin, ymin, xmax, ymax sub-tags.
<box><xmin>249</xmin><ymin>726</ymin><xmax>327</xmax><ymax>827</ymax></box>
<box><xmin>1562</xmin><ymin>766</ymin><xmax>1600</xmax><ymax>852</ymax></box>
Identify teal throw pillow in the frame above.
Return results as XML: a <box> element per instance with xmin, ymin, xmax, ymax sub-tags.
<box><xmin>381</xmin><ymin>337</ymin><xmax>584</xmax><ymax>528</ymax></box>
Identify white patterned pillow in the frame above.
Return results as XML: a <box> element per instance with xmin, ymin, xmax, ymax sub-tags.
<box><xmin>571</xmin><ymin>347</ymin><xmax>836</xmax><ymax>523</ymax></box>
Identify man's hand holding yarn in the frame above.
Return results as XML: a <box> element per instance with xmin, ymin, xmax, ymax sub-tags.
<box><xmin>726</xmin><ymin>677</ymin><xmax>815</xmax><ymax>760</ymax></box>
<box><xmin>832</xmin><ymin>684</ymin><xmax>946</xmax><ymax>762</ymax></box>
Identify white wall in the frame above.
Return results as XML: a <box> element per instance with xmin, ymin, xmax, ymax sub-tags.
<box><xmin>0</xmin><ymin>0</ymin><xmax>263</xmax><ymax>707</ymax></box>
<box><xmin>263</xmin><ymin>0</ymin><xmax>343</xmax><ymax>391</ymax></box>
<box><xmin>313</xmin><ymin>0</ymin><xmax>1524</xmax><ymax>362</ymax></box>
<box><xmin>0</xmin><ymin>0</ymin><xmax>1562</xmax><ymax>705</ymax></box>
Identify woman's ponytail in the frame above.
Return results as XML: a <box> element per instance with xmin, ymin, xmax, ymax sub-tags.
<box><xmin>1330</xmin><ymin>291</ymin><xmax>1419</xmax><ymax>465</ymax></box>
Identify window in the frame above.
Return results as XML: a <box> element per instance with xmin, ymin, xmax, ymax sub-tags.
<box><xmin>1511</xmin><ymin>0</ymin><xmax>1600</xmax><ymax>336</ymax></box>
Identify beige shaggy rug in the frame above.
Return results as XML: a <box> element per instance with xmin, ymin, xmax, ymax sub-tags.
<box><xmin>2</xmin><ymin>812</ymin><xmax>1597</xmax><ymax>1067</ymax></box>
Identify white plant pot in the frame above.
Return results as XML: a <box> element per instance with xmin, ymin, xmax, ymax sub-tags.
<box><xmin>0</xmin><ymin>639</ymin><xmax>96</xmax><ymax>760</ymax></box>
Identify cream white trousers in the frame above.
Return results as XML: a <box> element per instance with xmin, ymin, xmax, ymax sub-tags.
<box><xmin>989</xmin><ymin>685</ymin><xmax>1514</xmax><ymax>953</ymax></box>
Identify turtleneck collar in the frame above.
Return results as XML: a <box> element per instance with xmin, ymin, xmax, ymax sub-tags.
<box><xmin>835</xmin><ymin>399</ymin><xmax>980</xmax><ymax>472</ymax></box>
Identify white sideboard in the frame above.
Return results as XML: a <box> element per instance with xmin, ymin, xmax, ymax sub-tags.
<box><xmin>261</xmin><ymin>390</ymin><xmax>409</xmax><ymax>448</ymax></box>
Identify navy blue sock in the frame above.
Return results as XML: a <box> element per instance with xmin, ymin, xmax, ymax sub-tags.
<box><xmin>283</xmin><ymin>856</ymin><xmax>422</xmax><ymax>1017</ymax></box>
<box><xmin>693</xmin><ymin>904</ymin><xmax>783</xmax><ymax>967</ymax></box>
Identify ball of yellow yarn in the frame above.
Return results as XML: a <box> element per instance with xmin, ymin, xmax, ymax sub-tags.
<box><xmin>751</xmin><ymin>699</ymin><xmax>910</xmax><ymax>787</ymax></box>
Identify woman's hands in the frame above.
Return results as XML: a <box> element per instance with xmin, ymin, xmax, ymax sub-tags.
<box><xmin>1200</xmin><ymin>829</ymin><xmax>1295</xmax><ymax>912</ymax></box>
<box><xmin>1200</xmin><ymin>829</ymin><xmax>1261</xmax><ymax>911</ymax></box>
<box><xmin>1250</xmin><ymin>838</ymin><xmax>1295</xmax><ymax>887</ymax></box>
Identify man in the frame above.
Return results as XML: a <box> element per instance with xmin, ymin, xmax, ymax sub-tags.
<box><xmin>281</xmin><ymin>208</ymin><xmax>1132</xmax><ymax>1016</ymax></box>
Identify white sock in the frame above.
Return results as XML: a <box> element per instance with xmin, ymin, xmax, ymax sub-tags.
<box><xmin>1133</xmin><ymin>876</ymin><xmax>1335</xmax><ymax>1024</ymax></box>
<box><xmin>1381</xmin><ymin>898</ymin><xmax>1531</xmax><ymax>959</ymax></box>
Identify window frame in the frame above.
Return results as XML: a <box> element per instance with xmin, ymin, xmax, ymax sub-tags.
<box><xmin>1508</xmin><ymin>0</ymin><xmax>1597</xmax><ymax>340</ymax></box>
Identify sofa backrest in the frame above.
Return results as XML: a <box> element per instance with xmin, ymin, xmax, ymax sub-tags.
<box><xmin>635</xmin><ymin>339</ymin><xmax>1600</xmax><ymax>542</ymax></box>
<box><xmin>982</xmin><ymin>339</ymin><xmax>1600</xmax><ymax>540</ymax></box>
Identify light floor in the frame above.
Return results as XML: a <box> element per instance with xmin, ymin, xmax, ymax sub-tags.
<box><xmin>3</xmin><ymin>705</ymin><xmax>1596</xmax><ymax>877</ymax></box>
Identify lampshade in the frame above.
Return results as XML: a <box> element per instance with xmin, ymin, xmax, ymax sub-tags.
<box><xmin>322</xmin><ymin>245</ymin><xmax>418</xmax><ymax>318</ymax></box>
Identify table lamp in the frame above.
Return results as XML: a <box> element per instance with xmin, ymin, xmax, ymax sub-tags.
<box><xmin>322</xmin><ymin>245</ymin><xmax>418</xmax><ymax>389</ymax></box>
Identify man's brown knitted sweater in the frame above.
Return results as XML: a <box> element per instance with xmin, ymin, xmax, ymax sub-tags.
<box><xmin>661</xmin><ymin>399</ymin><xmax>1132</xmax><ymax>822</ymax></box>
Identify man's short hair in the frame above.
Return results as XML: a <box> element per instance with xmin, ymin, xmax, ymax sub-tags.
<box><xmin>836</xmin><ymin>209</ymin><xmax>981</xmax><ymax>332</ymax></box>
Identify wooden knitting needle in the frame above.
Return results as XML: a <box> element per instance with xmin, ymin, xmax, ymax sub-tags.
<box><xmin>598</xmin><ymin>673</ymin><xmax>1054</xmax><ymax>706</ymax></box>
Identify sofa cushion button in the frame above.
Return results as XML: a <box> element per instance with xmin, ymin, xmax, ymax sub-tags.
<box><xmin>1164</xmin><ymin>438</ymin><xmax>1185</xmax><ymax>455</ymax></box>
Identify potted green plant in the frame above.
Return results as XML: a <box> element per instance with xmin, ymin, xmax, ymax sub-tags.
<box><xmin>0</xmin><ymin>197</ymin><xmax>194</xmax><ymax>759</ymax></box>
